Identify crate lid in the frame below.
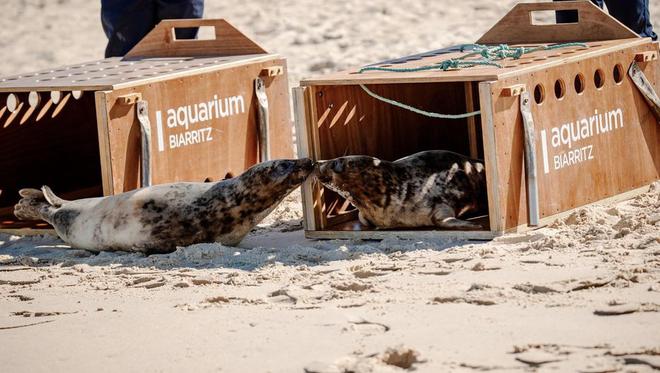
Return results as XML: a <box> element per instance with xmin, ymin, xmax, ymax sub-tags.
<box><xmin>0</xmin><ymin>19</ymin><xmax>276</xmax><ymax>93</ymax></box>
<box><xmin>301</xmin><ymin>1</ymin><xmax>645</xmax><ymax>86</ymax></box>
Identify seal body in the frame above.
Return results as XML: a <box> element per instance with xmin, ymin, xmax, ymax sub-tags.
<box><xmin>14</xmin><ymin>158</ymin><xmax>314</xmax><ymax>253</ymax></box>
<box><xmin>316</xmin><ymin>150</ymin><xmax>487</xmax><ymax>230</ymax></box>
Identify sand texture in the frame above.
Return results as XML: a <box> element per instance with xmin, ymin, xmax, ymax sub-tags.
<box><xmin>1</xmin><ymin>0</ymin><xmax>660</xmax><ymax>372</ymax></box>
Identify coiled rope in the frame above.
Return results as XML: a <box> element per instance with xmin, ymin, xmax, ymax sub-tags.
<box><xmin>357</xmin><ymin>42</ymin><xmax>587</xmax><ymax>119</ymax></box>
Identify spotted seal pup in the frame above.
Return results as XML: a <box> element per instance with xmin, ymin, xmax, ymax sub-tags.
<box><xmin>316</xmin><ymin>150</ymin><xmax>487</xmax><ymax>230</ymax></box>
<box><xmin>14</xmin><ymin>158</ymin><xmax>314</xmax><ymax>253</ymax></box>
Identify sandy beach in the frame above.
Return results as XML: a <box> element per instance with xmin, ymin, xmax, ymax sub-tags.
<box><xmin>1</xmin><ymin>1</ymin><xmax>659</xmax><ymax>372</ymax></box>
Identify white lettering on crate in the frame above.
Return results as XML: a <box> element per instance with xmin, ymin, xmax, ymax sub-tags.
<box><xmin>155</xmin><ymin>94</ymin><xmax>245</xmax><ymax>152</ymax></box>
<box><xmin>539</xmin><ymin>108</ymin><xmax>624</xmax><ymax>174</ymax></box>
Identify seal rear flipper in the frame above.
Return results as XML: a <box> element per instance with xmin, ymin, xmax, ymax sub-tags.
<box><xmin>41</xmin><ymin>185</ymin><xmax>67</xmax><ymax>207</ymax></box>
<box><xmin>14</xmin><ymin>188</ymin><xmax>56</xmax><ymax>222</ymax></box>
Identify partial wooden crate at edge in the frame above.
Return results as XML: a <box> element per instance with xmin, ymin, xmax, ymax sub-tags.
<box><xmin>294</xmin><ymin>1</ymin><xmax>660</xmax><ymax>240</ymax></box>
<box><xmin>0</xmin><ymin>19</ymin><xmax>293</xmax><ymax>233</ymax></box>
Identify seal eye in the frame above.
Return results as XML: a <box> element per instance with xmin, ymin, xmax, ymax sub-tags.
<box><xmin>275</xmin><ymin>162</ymin><xmax>293</xmax><ymax>176</ymax></box>
<box><xmin>331</xmin><ymin>160</ymin><xmax>344</xmax><ymax>173</ymax></box>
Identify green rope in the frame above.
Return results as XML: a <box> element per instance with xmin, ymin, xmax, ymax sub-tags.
<box><xmin>359</xmin><ymin>84</ymin><xmax>480</xmax><ymax>119</ymax></box>
<box><xmin>359</xmin><ymin>59</ymin><xmax>501</xmax><ymax>73</ymax></box>
<box><xmin>358</xmin><ymin>42</ymin><xmax>588</xmax><ymax>74</ymax></box>
<box><xmin>356</xmin><ymin>42</ymin><xmax>588</xmax><ymax>119</ymax></box>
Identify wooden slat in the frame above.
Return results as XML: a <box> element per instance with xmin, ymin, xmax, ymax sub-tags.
<box><xmin>501</xmin><ymin>84</ymin><xmax>526</xmax><ymax>97</ymax></box>
<box><xmin>479</xmin><ymin>81</ymin><xmax>504</xmax><ymax>233</ymax></box>
<box><xmin>635</xmin><ymin>51</ymin><xmax>659</xmax><ymax>62</ymax></box>
<box><xmin>292</xmin><ymin>86</ymin><xmax>317</xmax><ymax>231</ymax></box>
<box><xmin>477</xmin><ymin>1</ymin><xmax>639</xmax><ymax>45</ymax></box>
<box><xmin>464</xmin><ymin>82</ymin><xmax>479</xmax><ymax>158</ymax></box>
<box><xmin>125</xmin><ymin>19</ymin><xmax>266</xmax><ymax>59</ymax></box>
<box><xmin>305</xmin><ymin>213</ymin><xmax>495</xmax><ymax>240</ymax></box>
<box><xmin>306</xmin><ymin>229</ymin><xmax>497</xmax><ymax>241</ymax></box>
<box><xmin>94</xmin><ymin>90</ymin><xmax>114</xmax><ymax>195</ymax></box>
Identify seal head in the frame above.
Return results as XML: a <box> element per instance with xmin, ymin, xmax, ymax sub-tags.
<box><xmin>317</xmin><ymin>150</ymin><xmax>487</xmax><ymax>230</ymax></box>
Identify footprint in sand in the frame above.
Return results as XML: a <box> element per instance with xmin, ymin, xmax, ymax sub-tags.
<box><xmin>431</xmin><ymin>296</ymin><xmax>496</xmax><ymax>306</ymax></box>
<box><xmin>331</xmin><ymin>282</ymin><xmax>373</xmax><ymax>292</ymax></box>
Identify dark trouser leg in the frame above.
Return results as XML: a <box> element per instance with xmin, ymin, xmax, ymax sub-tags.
<box><xmin>554</xmin><ymin>0</ymin><xmax>603</xmax><ymax>24</ymax></box>
<box><xmin>604</xmin><ymin>0</ymin><xmax>657</xmax><ymax>40</ymax></box>
<box><xmin>156</xmin><ymin>0</ymin><xmax>205</xmax><ymax>40</ymax></box>
<box><xmin>101</xmin><ymin>0</ymin><xmax>157</xmax><ymax>58</ymax></box>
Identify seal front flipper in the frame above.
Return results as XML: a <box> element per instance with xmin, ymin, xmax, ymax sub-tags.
<box><xmin>433</xmin><ymin>216</ymin><xmax>482</xmax><ymax>230</ymax></box>
<box><xmin>358</xmin><ymin>211</ymin><xmax>375</xmax><ymax>227</ymax></box>
<box><xmin>432</xmin><ymin>206</ymin><xmax>482</xmax><ymax>230</ymax></box>
<box><xmin>14</xmin><ymin>187</ymin><xmax>58</xmax><ymax>223</ymax></box>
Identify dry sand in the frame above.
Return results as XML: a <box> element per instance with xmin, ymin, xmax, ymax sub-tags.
<box><xmin>1</xmin><ymin>1</ymin><xmax>659</xmax><ymax>372</ymax></box>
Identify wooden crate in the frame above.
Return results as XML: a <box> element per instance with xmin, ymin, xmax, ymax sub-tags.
<box><xmin>0</xmin><ymin>19</ymin><xmax>293</xmax><ymax>234</ymax></box>
<box><xmin>293</xmin><ymin>1</ymin><xmax>659</xmax><ymax>240</ymax></box>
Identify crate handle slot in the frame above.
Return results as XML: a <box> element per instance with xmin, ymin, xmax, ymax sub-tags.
<box><xmin>477</xmin><ymin>0</ymin><xmax>638</xmax><ymax>45</ymax></box>
<box><xmin>124</xmin><ymin>19</ymin><xmax>267</xmax><ymax>59</ymax></box>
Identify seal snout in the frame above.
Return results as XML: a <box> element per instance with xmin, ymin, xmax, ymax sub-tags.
<box><xmin>316</xmin><ymin>159</ymin><xmax>339</xmax><ymax>183</ymax></box>
<box><xmin>284</xmin><ymin>158</ymin><xmax>316</xmax><ymax>184</ymax></box>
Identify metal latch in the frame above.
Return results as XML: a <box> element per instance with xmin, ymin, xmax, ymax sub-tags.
<box><xmin>255</xmin><ymin>77</ymin><xmax>271</xmax><ymax>162</ymax></box>
<box><xmin>628</xmin><ymin>61</ymin><xmax>660</xmax><ymax>122</ymax></box>
<box><xmin>136</xmin><ymin>100</ymin><xmax>152</xmax><ymax>187</ymax></box>
<box><xmin>520</xmin><ymin>90</ymin><xmax>539</xmax><ymax>227</ymax></box>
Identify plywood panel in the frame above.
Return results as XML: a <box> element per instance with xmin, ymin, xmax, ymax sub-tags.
<box><xmin>301</xmin><ymin>39</ymin><xmax>647</xmax><ymax>86</ymax></box>
<box><xmin>484</xmin><ymin>43</ymin><xmax>659</xmax><ymax>230</ymax></box>
<box><xmin>100</xmin><ymin>58</ymin><xmax>293</xmax><ymax>193</ymax></box>
<box><xmin>0</xmin><ymin>54</ymin><xmax>276</xmax><ymax>93</ymax></box>
<box><xmin>314</xmin><ymin>83</ymin><xmax>473</xmax><ymax>161</ymax></box>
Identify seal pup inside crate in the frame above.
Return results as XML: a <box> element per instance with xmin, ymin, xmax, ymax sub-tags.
<box><xmin>316</xmin><ymin>150</ymin><xmax>487</xmax><ymax>230</ymax></box>
<box><xmin>14</xmin><ymin>158</ymin><xmax>315</xmax><ymax>254</ymax></box>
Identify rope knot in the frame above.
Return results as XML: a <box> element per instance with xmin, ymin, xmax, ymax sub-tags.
<box><xmin>437</xmin><ymin>59</ymin><xmax>460</xmax><ymax>70</ymax></box>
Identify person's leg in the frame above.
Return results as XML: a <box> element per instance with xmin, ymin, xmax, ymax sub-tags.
<box><xmin>155</xmin><ymin>0</ymin><xmax>204</xmax><ymax>40</ymax></box>
<box><xmin>554</xmin><ymin>0</ymin><xmax>603</xmax><ymax>24</ymax></box>
<box><xmin>604</xmin><ymin>0</ymin><xmax>657</xmax><ymax>40</ymax></box>
<box><xmin>101</xmin><ymin>0</ymin><xmax>157</xmax><ymax>57</ymax></box>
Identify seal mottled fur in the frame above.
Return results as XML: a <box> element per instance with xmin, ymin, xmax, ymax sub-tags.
<box><xmin>14</xmin><ymin>158</ymin><xmax>314</xmax><ymax>254</ymax></box>
<box><xmin>316</xmin><ymin>150</ymin><xmax>487</xmax><ymax>230</ymax></box>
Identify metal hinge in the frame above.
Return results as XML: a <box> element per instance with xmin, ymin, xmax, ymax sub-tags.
<box><xmin>136</xmin><ymin>100</ymin><xmax>152</xmax><ymax>187</ymax></box>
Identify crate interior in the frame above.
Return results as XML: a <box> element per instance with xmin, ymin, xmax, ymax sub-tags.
<box><xmin>0</xmin><ymin>91</ymin><xmax>103</xmax><ymax>231</ymax></box>
<box><xmin>311</xmin><ymin>81</ymin><xmax>489</xmax><ymax>232</ymax></box>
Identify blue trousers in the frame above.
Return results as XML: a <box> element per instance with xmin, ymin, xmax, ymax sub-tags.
<box><xmin>101</xmin><ymin>0</ymin><xmax>204</xmax><ymax>58</ymax></box>
<box><xmin>555</xmin><ymin>0</ymin><xmax>657</xmax><ymax>40</ymax></box>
